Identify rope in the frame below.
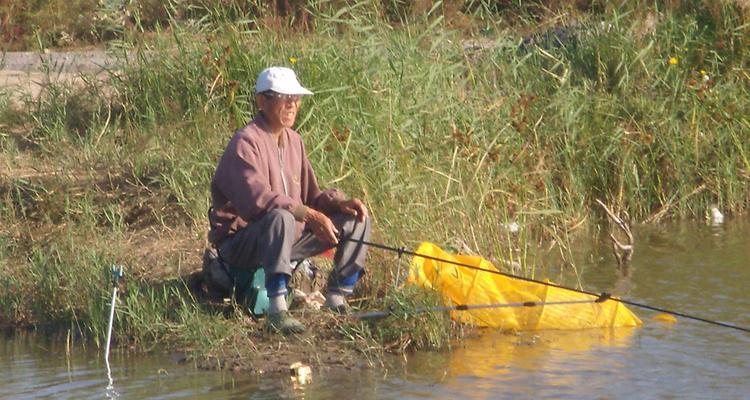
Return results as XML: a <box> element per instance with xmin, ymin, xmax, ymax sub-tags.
<box><xmin>346</xmin><ymin>238</ymin><xmax>750</xmax><ymax>334</ymax></box>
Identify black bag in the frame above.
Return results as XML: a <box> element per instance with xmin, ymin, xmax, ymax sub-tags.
<box><xmin>202</xmin><ymin>247</ymin><xmax>234</xmax><ymax>297</ymax></box>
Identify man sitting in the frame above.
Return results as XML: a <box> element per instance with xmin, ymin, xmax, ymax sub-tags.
<box><xmin>208</xmin><ymin>67</ymin><xmax>371</xmax><ymax>334</ymax></box>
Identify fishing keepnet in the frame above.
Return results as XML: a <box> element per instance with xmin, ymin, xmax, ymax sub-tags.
<box><xmin>408</xmin><ymin>242</ymin><xmax>642</xmax><ymax>330</ymax></box>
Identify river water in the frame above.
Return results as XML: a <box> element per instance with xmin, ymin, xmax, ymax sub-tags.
<box><xmin>2</xmin><ymin>219</ymin><xmax>748</xmax><ymax>399</ymax></box>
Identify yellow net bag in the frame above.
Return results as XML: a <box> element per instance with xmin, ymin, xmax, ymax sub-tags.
<box><xmin>407</xmin><ymin>242</ymin><xmax>642</xmax><ymax>330</ymax></box>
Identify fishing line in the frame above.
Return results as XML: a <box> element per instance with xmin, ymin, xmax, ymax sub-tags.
<box><xmin>345</xmin><ymin>238</ymin><xmax>750</xmax><ymax>334</ymax></box>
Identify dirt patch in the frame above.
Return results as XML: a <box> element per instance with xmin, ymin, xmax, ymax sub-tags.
<box><xmin>0</xmin><ymin>70</ymin><xmax>94</xmax><ymax>100</ymax></box>
<box><xmin>191</xmin><ymin>310</ymin><xmax>376</xmax><ymax>374</ymax></box>
<box><xmin>1</xmin><ymin>50</ymin><xmax>124</xmax><ymax>102</ymax></box>
<box><xmin>1</xmin><ymin>51</ymin><xmax>122</xmax><ymax>72</ymax></box>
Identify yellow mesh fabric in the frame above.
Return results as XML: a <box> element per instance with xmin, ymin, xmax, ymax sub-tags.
<box><xmin>407</xmin><ymin>242</ymin><xmax>642</xmax><ymax>330</ymax></box>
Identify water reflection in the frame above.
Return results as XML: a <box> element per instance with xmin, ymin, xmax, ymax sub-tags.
<box><xmin>448</xmin><ymin>328</ymin><xmax>636</xmax><ymax>378</ymax></box>
<box><xmin>1</xmin><ymin>220</ymin><xmax>749</xmax><ymax>399</ymax></box>
<box><xmin>400</xmin><ymin>327</ymin><xmax>636</xmax><ymax>399</ymax></box>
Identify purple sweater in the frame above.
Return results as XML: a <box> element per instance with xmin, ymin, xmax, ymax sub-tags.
<box><xmin>208</xmin><ymin>115</ymin><xmax>345</xmax><ymax>244</ymax></box>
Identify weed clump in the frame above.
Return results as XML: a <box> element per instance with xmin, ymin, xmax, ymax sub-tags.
<box><xmin>369</xmin><ymin>286</ymin><xmax>453</xmax><ymax>352</ymax></box>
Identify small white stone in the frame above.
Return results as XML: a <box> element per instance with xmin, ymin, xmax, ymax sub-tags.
<box><xmin>290</xmin><ymin>362</ymin><xmax>312</xmax><ymax>384</ymax></box>
<box><xmin>502</xmin><ymin>222</ymin><xmax>520</xmax><ymax>234</ymax></box>
<box><xmin>710</xmin><ymin>207</ymin><xmax>724</xmax><ymax>225</ymax></box>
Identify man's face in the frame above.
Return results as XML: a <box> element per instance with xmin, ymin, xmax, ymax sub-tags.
<box><xmin>258</xmin><ymin>92</ymin><xmax>302</xmax><ymax>130</ymax></box>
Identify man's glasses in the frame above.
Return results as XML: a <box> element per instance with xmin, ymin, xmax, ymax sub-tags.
<box><xmin>262</xmin><ymin>91</ymin><xmax>302</xmax><ymax>103</ymax></box>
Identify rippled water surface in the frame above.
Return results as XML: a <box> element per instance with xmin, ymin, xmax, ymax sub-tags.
<box><xmin>2</xmin><ymin>220</ymin><xmax>748</xmax><ymax>399</ymax></box>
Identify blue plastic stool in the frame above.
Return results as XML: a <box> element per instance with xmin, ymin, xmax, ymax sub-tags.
<box><xmin>228</xmin><ymin>266</ymin><xmax>269</xmax><ymax>316</ymax></box>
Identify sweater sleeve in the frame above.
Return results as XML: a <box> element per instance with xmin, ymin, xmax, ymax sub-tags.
<box><xmin>215</xmin><ymin>135</ymin><xmax>300</xmax><ymax>222</ymax></box>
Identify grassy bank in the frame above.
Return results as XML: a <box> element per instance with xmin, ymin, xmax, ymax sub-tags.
<box><xmin>1</xmin><ymin>1</ymin><xmax>749</xmax><ymax>370</ymax></box>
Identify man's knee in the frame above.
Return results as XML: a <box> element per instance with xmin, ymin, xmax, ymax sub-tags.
<box><xmin>264</xmin><ymin>208</ymin><xmax>296</xmax><ymax>229</ymax></box>
<box><xmin>257</xmin><ymin>209</ymin><xmax>297</xmax><ymax>247</ymax></box>
<box><xmin>266</xmin><ymin>208</ymin><xmax>295</xmax><ymax>221</ymax></box>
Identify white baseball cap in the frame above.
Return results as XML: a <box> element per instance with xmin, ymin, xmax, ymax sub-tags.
<box><xmin>255</xmin><ymin>66</ymin><xmax>314</xmax><ymax>95</ymax></box>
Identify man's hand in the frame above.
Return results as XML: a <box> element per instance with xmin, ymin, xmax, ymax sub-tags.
<box><xmin>304</xmin><ymin>208</ymin><xmax>339</xmax><ymax>245</ymax></box>
<box><xmin>339</xmin><ymin>198</ymin><xmax>368</xmax><ymax>222</ymax></box>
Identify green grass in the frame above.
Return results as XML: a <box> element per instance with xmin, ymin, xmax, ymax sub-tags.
<box><xmin>1</xmin><ymin>0</ymin><xmax>749</xmax><ymax>365</ymax></box>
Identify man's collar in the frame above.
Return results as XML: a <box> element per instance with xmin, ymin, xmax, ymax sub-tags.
<box><xmin>254</xmin><ymin>113</ymin><xmax>286</xmax><ymax>147</ymax></box>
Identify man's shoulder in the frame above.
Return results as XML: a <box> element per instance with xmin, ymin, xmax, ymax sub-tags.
<box><xmin>228</xmin><ymin>123</ymin><xmax>268</xmax><ymax>151</ymax></box>
<box><xmin>235</xmin><ymin>122</ymin><xmax>264</xmax><ymax>140</ymax></box>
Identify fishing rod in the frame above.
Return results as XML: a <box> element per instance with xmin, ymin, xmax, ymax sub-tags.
<box><xmin>105</xmin><ymin>265</ymin><xmax>124</xmax><ymax>363</ymax></box>
<box><xmin>105</xmin><ymin>264</ymin><xmax>124</xmax><ymax>391</ymax></box>
<box><xmin>345</xmin><ymin>238</ymin><xmax>750</xmax><ymax>334</ymax></box>
<box><xmin>353</xmin><ymin>299</ymin><xmax>602</xmax><ymax>320</ymax></box>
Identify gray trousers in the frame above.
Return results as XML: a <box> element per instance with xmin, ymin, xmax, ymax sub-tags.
<box><xmin>218</xmin><ymin>208</ymin><xmax>371</xmax><ymax>291</ymax></box>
